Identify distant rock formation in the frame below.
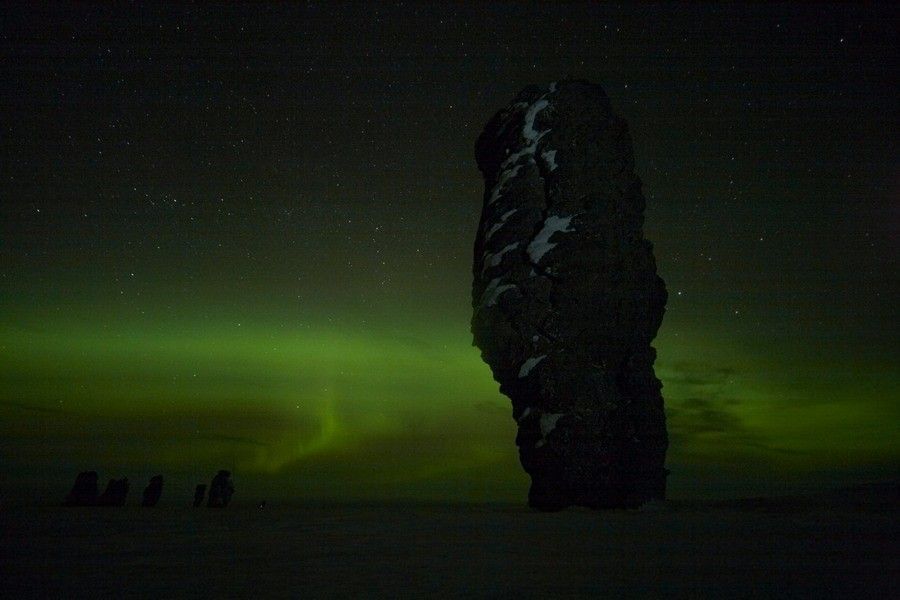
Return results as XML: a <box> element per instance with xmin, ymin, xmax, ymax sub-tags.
<box><xmin>141</xmin><ymin>475</ymin><xmax>163</xmax><ymax>507</ymax></box>
<box><xmin>193</xmin><ymin>484</ymin><xmax>207</xmax><ymax>507</ymax></box>
<box><xmin>63</xmin><ymin>471</ymin><xmax>99</xmax><ymax>506</ymax></box>
<box><xmin>472</xmin><ymin>79</ymin><xmax>668</xmax><ymax>510</ymax></box>
<box><xmin>97</xmin><ymin>477</ymin><xmax>129</xmax><ymax>506</ymax></box>
<box><xmin>207</xmin><ymin>470</ymin><xmax>234</xmax><ymax>508</ymax></box>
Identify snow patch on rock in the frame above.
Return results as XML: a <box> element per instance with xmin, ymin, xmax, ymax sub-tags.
<box><xmin>534</xmin><ymin>412</ymin><xmax>567</xmax><ymax>448</ymax></box>
<box><xmin>481</xmin><ymin>277</ymin><xmax>516</xmax><ymax>307</ymax></box>
<box><xmin>484</xmin><ymin>209</ymin><xmax>518</xmax><ymax>241</ymax></box>
<box><xmin>527</xmin><ymin>215</ymin><xmax>574</xmax><ymax>263</ymax></box>
<box><xmin>483</xmin><ymin>242</ymin><xmax>519</xmax><ymax>273</ymax></box>
<box><xmin>540</xmin><ymin>413</ymin><xmax>566</xmax><ymax>437</ymax></box>
<box><xmin>522</xmin><ymin>99</ymin><xmax>550</xmax><ymax>144</ymax></box>
<box><xmin>488</xmin><ymin>96</ymin><xmax>553</xmax><ymax>205</ymax></box>
<box><xmin>518</xmin><ymin>355</ymin><xmax>546</xmax><ymax>378</ymax></box>
<box><xmin>517</xmin><ymin>406</ymin><xmax>533</xmax><ymax>422</ymax></box>
<box><xmin>541</xmin><ymin>149</ymin><xmax>558</xmax><ymax>171</ymax></box>
<box><xmin>488</xmin><ymin>163</ymin><xmax>523</xmax><ymax>205</ymax></box>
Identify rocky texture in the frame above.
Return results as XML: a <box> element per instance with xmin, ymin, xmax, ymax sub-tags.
<box><xmin>193</xmin><ymin>484</ymin><xmax>207</xmax><ymax>507</ymax></box>
<box><xmin>207</xmin><ymin>470</ymin><xmax>234</xmax><ymax>508</ymax></box>
<box><xmin>141</xmin><ymin>475</ymin><xmax>163</xmax><ymax>507</ymax></box>
<box><xmin>472</xmin><ymin>79</ymin><xmax>668</xmax><ymax>510</ymax></box>
<box><xmin>97</xmin><ymin>477</ymin><xmax>129</xmax><ymax>506</ymax></box>
<box><xmin>63</xmin><ymin>471</ymin><xmax>99</xmax><ymax>506</ymax></box>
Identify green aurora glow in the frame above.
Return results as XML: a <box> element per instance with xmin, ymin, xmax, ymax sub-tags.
<box><xmin>2</xmin><ymin>299</ymin><xmax>895</xmax><ymax>502</ymax></box>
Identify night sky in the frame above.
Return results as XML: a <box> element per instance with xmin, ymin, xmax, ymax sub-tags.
<box><xmin>2</xmin><ymin>3</ymin><xmax>896</xmax><ymax>503</ymax></box>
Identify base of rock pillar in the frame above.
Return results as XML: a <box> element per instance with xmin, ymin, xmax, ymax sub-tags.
<box><xmin>527</xmin><ymin>467</ymin><xmax>669</xmax><ymax>511</ymax></box>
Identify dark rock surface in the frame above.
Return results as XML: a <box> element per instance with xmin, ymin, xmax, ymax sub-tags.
<box><xmin>97</xmin><ymin>478</ymin><xmax>129</xmax><ymax>506</ymax></box>
<box><xmin>207</xmin><ymin>470</ymin><xmax>234</xmax><ymax>508</ymax></box>
<box><xmin>193</xmin><ymin>484</ymin><xmax>207</xmax><ymax>507</ymax></box>
<box><xmin>472</xmin><ymin>79</ymin><xmax>668</xmax><ymax>510</ymax></box>
<box><xmin>141</xmin><ymin>475</ymin><xmax>163</xmax><ymax>507</ymax></box>
<box><xmin>63</xmin><ymin>471</ymin><xmax>99</xmax><ymax>506</ymax></box>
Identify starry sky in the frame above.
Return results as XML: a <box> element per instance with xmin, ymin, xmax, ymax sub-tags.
<box><xmin>1</xmin><ymin>3</ymin><xmax>897</xmax><ymax>504</ymax></box>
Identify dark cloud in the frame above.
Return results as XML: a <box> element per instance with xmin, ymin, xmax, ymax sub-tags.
<box><xmin>662</xmin><ymin>361</ymin><xmax>802</xmax><ymax>456</ymax></box>
<box><xmin>659</xmin><ymin>361</ymin><xmax>737</xmax><ymax>387</ymax></box>
<box><xmin>667</xmin><ymin>397</ymin><xmax>743</xmax><ymax>437</ymax></box>
<box><xmin>667</xmin><ymin>396</ymin><xmax>801</xmax><ymax>456</ymax></box>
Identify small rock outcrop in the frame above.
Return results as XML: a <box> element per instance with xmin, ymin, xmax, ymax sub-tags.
<box><xmin>97</xmin><ymin>477</ymin><xmax>129</xmax><ymax>506</ymax></box>
<box><xmin>472</xmin><ymin>80</ymin><xmax>668</xmax><ymax>510</ymax></box>
<box><xmin>193</xmin><ymin>484</ymin><xmax>206</xmax><ymax>507</ymax></box>
<box><xmin>141</xmin><ymin>475</ymin><xmax>163</xmax><ymax>507</ymax></box>
<box><xmin>207</xmin><ymin>470</ymin><xmax>234</xmax><ymax>508</ymax></box>
<box><xmin>63</xmin><ymin>471</ymin><xmax>99</xmax><ymax>506</ymax></box>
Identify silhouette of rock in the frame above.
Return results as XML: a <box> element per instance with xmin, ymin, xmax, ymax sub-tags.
<box><xmin>141</xmin><ymin>475</ymin><xmax>163</xmax><ymax>507</ymax></box>
<box><xmin>193</xmin><ymin>484</ymin><xmax>206</xmax><ymax>507</ymax></box>
<box><xmin>64</xmin><ymin>471</ymin><xmax>99</xmax><ymax>506</ymax></box>
<box><xmin>207</xmin><ymin>470</ymin><xmax>234</xmax><ymax>508</ymax></box>
<box><xmin>472</xmin><ymin>79</ymin><xmax>668</xmax><ymax>510</ymax></box>
<box><xmin>97</xmin><ymin>477</ymin><xmax>129</xmax><ymax>506</ymax></box>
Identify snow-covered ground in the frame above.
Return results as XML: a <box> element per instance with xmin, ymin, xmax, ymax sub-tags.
<box><xmin>1</xmin><ymin>485</ymin><xmax>895</xmax><ymax>598</ymax></box>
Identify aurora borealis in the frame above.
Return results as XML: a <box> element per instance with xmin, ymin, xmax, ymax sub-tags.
<box><xmin>1</xmin><ymin>3</ymin><xmax>896</xmax><ymax>503</ymax></box>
